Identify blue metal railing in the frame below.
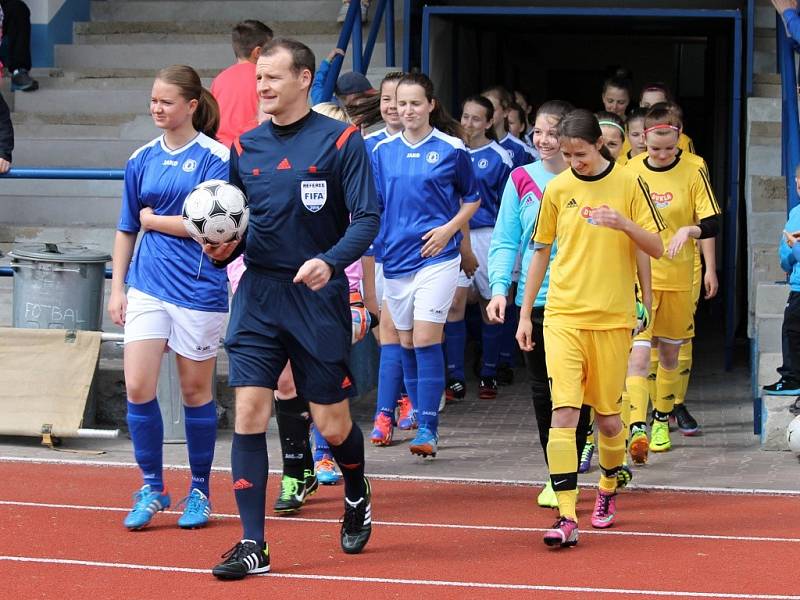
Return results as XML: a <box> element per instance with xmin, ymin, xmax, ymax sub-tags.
<box><xmin>321</xmin><ymin>0</ymin><xmax>397</xmax><ymax>102</ymax></box>
<box><xmin>777</xmin><ymin>12</ymin><xmax>800</xmax><ymax>212</ymax></box>
<box><xmin>0</xmin><ymin>167</ymin><xmax>123</xmax><ymax>279</ymax></box>
<box><xmin>746</xmin><ymin>0</ymin><xmax>755</xmax><ymax>97</ymax></box>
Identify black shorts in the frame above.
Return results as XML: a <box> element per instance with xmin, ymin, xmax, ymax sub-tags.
<box><xmin>225</xmin><ymin>268</ymin><xmax>357</xmax><ymax>404</ymax></box>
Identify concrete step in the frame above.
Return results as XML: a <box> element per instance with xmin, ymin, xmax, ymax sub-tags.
<box><xmin>756</xmin><ymin>4</ymin><xmax>779</xmax><ymax>29</ymax></box>
<box><xmin>754</xmin><ymin>50</ymin><xmax>778</xmax><ymax>74</ymax></box>
<box><xmin>92</xmin><ymin>1</ymin><xmax>343</xmax><ymax>22</ymax></box>
<box><xmin>749</xmin><ymin>175</ymin><xmax>788</xmax><ymax>214</ymax></box>
<box><xmin>748</xmin><ymin>96</ymin><xmax>781</xmax><ymax>124</ymax></box>
<box><xmin>748</xmin><ymin>120</ymin><xmax>781</xmax><ymax>145</ymax></box>
<box><xmin>76</xmin><ymin>19</ymin><xmax>351</xmax><ymax>37</ymax></box>
<box><xmin>748</xmin><ymin>211</ymin><xmax>786</xmax><ymax>241</ymax></box>
<box><xmin>756</xmin><ymin>282</ymin><xmax>790</xmax><ymax>317</ymax></box>
<box><xmin>757</xmin><ymin>351</ymin><xmax>782</xmax><ymax>389</ymax></box>
<box><xmin>11</xmin><ymin>138</ymin><xmax>149</xmax><ymax>168</ymax></box>
<box><xmin>12</xmin><ymin>88</ymin><xmax>150</xmax><ymax>116</ymax></box>
<box><xmin>746</xmin><ymin>144</ymin><xmax>782</xmax><ymax>177</ymax></box>
<box><xmin>749</xmin><ymin>244</ymin><xmax>788</xmax><ymax>324</ymax></box>
<box><xmin>10</xmin><ymin>114</ymin><xmax>158</xmax><ymax>140</ymax></box>
<box><xmin>757</xmin><ymin>313</ymin><xmax>783</xmax><ymax>353</ymax></box>
<box><xmin>760</xmin><ymin>395</ymin><xmax>795</xmax><ymax>451</ymax></box>
<box><xmin>55</xmin><ymin>41</ymin><xmax>387</xmax><ymax>72</ymax></box>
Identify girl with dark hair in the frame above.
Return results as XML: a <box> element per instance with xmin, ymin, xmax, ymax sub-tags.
<box><xmin>108</xmin><ymin>64</ymin><xmax>229</xmax><ymax>531</ymax></box>
<box><xmin>620</xmin><ymin>107</ymin><xmax>648</xmax><ymax>165</ymax></box>
<box><xmin>516</xmin><ymin>108</ymin><xmax>664</xmax><ymax>547</ymax></box>
<box><xmin>482</xmin><ymin>85</ymin><xmax>536</xmax><ymax>168</ymax></box>
<box><xmin>596</xmin><ymin>110</ymin><xmax>626</xmax><ymax>161</ymax></box>
<box><xmin>601</xmin><ymin>68</ymin><xmax>633</xmax><ymax>119</ymax></box>
<box><xmin>370</xmin><ymin>72</ymin><xmax>480</xmax><ymax>457</ymax></box>
<box><xmin>444</xmin><ymin>95</ymin><xmax>513</xmax><ymax>402</ymax></box>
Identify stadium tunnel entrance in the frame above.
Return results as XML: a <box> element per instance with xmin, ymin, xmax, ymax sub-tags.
<box><xmin>417</xmin><ymin>2</ymin><xmax>745</xmax><ymax>364</ymax></box>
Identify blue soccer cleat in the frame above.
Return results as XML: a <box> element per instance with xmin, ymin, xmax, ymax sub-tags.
<box><xmin>177</xmin><ymin>488</ymin><xmax>212</xmax><ymax>529</ymax></box>
<box><xmin>124</xmin><ymin>484</ymin><xmax>171</xmax><ymax>530</ymax></box>
<box><xmin>315</xmin><ymin>455</ymin><xmax>342</xmax><ymax>485</ymax></box>
<box><xmin>409</xmin><ymin>427</ymin><xmax>438</xmax><ymax>457</ymax></box>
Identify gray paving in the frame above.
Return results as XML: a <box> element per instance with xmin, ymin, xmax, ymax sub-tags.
<box><xmin>1</xmin><ymin>333</ymin><xmax>799</xmax><ymax>493</ymax></box>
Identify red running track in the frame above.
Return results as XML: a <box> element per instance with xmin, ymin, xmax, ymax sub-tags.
<box><xmin>1</xmin><ymin>462</ymin><xmax>799</xmax><ymax>599</ymax></box>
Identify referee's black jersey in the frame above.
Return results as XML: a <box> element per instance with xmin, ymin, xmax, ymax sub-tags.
<box><xmin>230</xmin><ymin>111</ymin><xmax>380</xmax><ymax>280</ymax></box>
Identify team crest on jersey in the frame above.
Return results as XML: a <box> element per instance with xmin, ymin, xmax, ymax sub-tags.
<box><xmin>651</xmin><ymin>191</ymin><xmax>673</xmax><ymax>209</ymax></box>
<box><xmin>477</xmin><ymin>158</ymin><xmax>489</xmax><ymax>169</ymax></box>
<box><xmin>301</xmin><ymin>180</ymin><xmax>328</xmax><ymax>212</ymax></box>
<box><xmin>426</xmin><ymin>151</ymin><xmax>440</xmax><ymax>164</ymax></box>
<box><xmin>182</xmin><ymin>159</ymin><xmax>197</xmax><ymax>173</ymax></box>
<box><xmin>580</xmin><ymin>204</ymin><xmax>609</xmax><ymax>225</ymax></box>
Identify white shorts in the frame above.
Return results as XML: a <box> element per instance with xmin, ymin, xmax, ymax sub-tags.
<box><xmin>375</xmin><ymin>261</ymin><xmax>385</xmax><ymax>311</ymax></box>
<box><xmin>124</xmin><ymin>287</ymin><xmax>226</xmax><ymax>361</ymax></box>
<box><xmin>384</xmin><ymin>256</ymin><xmax>460</xmax><ymax>330</ymax></box>
<box><xmin>456</xmin><ymin>228</ymin><xmax>493</xmax><ymax>299</ymax></box>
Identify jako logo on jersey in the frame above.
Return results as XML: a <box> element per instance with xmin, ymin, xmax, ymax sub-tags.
<box><xmin>406</xmin><ymin>152</ymin><xmax>420</xmax><ymax>158</ymax></box>
<box><xmin>426</xmin><ymin>151</ymin><xmax>440</xmax><ymax>164</ymax></box>
<box><xmin>301</xmin><ymin>180</ymin><xmax>327</xmax><ymax>212</ymax></box>
<box><xmin>651</xmin><ymin>191</ymin><xmax>673</xmax><ymax>209</ymax></box>
<box><xmin>580</xmin><ymin>204</ymin><xmax>609</xmax><ymax>225</ymax></box>
<box><xmin>477</xmin><ymin>158</ymin><xmax>489</xmax><ymax>169</ymax></box>
<box><xmin>162</xmin><ymin>159</ymin><xmax>178</xmax><ymax>167</ymax></box>
<box><xmin>182</xmin><ymin>159</ymin><xmax>197</xmax><ymax>172</ymax></box>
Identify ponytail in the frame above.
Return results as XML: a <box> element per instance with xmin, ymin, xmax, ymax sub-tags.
<box><xmin>155</xmin><ymin>65</ymin><xmax>219</xmax><ymax>138</ymax></box>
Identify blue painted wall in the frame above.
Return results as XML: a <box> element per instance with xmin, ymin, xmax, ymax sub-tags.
<box><xmin>30</xmin><ymin>0</ymin><xmax>91</xmax><ymax>68</ymax></box>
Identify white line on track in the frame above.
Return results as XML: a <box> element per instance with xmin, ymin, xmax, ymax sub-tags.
<box><xmin>1</xmin><ymin>499</ymin><xmax>798</xmax><ymax>544</ymax></box>
<box><xmin>1</xmin><ymin>455</ymin><xmax>799</xmax><ymax>496</ymax></box>
<box><xmin>0</xmin><ymin>555</ymin><xmax>798</xmax><ymax>599</ymax></box>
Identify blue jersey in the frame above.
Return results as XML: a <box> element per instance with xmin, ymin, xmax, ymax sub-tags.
<box><xmin>363</xmin><ymin>127</ymin><xmax>391</xmax><ymax>262</ymax></box>
<box><xmin>499</xmin><ymin>133</ymin><xmax>536</xmax><ymax>168</ymax></box>
<box><xmin>118</xmin><ymin>133</ymin><xmax>230</xmax><ymax>312</ymax></box>
<box><xmin>489</xmin><ymin>160</ymin><xmax>559</xmax><ymax>308</ymax></box>
<box><xmin>372</xmin><ymin>128</ymin><xmax>480</xmax><ymax>279</ymax></box>
<box><xmin>468</xmin><ymin>141</ymin><xmax>513</xmax><ymax>230</ymax></box>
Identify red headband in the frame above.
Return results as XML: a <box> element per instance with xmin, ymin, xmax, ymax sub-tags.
<box><xmin>643</xmin><ymin>124</ymin><xmax>680</xmax><ymax>134</ymax></box>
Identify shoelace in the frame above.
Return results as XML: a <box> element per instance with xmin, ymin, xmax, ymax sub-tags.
<box><xmin>177</xmin><ymin>492</ymin><xmax>204</xmax><ymax>515</ymax></box>
<box><xmin>376</xmin><ymin>413</ymin><xmax>392</xmax><ymax>429</ymax></box>
<box><xmin>341</xmin><ymin>498</ymin><xmax>365</xmax><ymax>533</ymax></box>
<box><xmin>594</xmin><ymin>493</ymin><xmax>612</xmax><ymax>517</ymax></box>
<box><xmin>279</xmin><ymin>476</ymin><xmax>300</xmax><ymax>500</ymax></box>
<box><xmin>581</xmin><ymin>443</ymin><xmax>594</xmax><ymax>462</ymax></box>
<box><xmin>220</xmin><ymin>541</ymin><xmax>255</xmax><ymax>561</ymax></box>
<box><xmin>317</xmin><ymin>458</ymin><xmax>336</xmax><ymax>471</ymax></box>
<box><xmin>131</xmin><ymin>488</ymin><xmax>157</xmax><ymax>511</ymax></box>
<box><xmin>552</xmin><ymin>516</ymin><xmax>573</xmax><ymax>529</ymax></box>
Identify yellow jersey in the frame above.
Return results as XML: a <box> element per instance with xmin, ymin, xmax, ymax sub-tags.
<box><xmin>626</xmin><ymin>153</ymin><xmax>720</xmax><ymax>292</ymax></box>
<box><xmin>532</xmin><ymin>161</ymin><xmax>666</xmax><ymax>330</ymax></box>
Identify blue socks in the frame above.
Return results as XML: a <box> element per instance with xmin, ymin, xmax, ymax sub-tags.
<box><xmin>328</xmin><ymin>423</ymin><xmax>367</xmax><ymax>502</ymax></box>
<box><xmin>415</xmin><ymin>344</ymin><xmax>445</xmax><ymax>434</ymax></box>
<box><xmin>127</xmin><ymin>399</ymin><xmax>164</xmax><ymax>492</ymax></box>
<box><xmin>376</xmin><ymin>343</ymin><xmax>404</xmax><ymax>418</ymax></box>
<box><xmin>311</xmin><ymin>424</ymin><xmax>329</xmax><ymax>462</ymax></box>
<box><xmin>400</xmin><ymin>347</ymin><xmax>419</xmax><ymax>412</ymax></box>
<box><xmin>481</xmin><ymin>322</ymin><xmax>503</xmax><ymax>377</ymax></box>
<box><xmin>444</xmin><ymin>320</ymin><xmax>467</xmax><ymax>381</ymax></box>
<box><xmin>231</xmin><ymin>432</ymin><xmax>268</xmax><ymax>545</ymax></box>
<box><xmin>184</xmin><ymin>400</ymin><xmax>217</xmax><ymax>497</ymax></box>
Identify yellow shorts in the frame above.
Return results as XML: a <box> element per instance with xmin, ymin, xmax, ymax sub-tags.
<box><xmin>634</xmin><ymin>289</ymin><xmax>695</xmax><ymax>344</ymax></box>
<box><xmin>543</xmin><ymin>325</ymin><xmax>631</xmax><ymax>416</ymax></box>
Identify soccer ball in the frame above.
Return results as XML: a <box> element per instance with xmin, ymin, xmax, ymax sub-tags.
<box><xmin>787</xmin><ymin>416</ymin><xmax>800</xmax><ymax>454</ymax></box>
<box><xmin>182</xmin><ymin>179</ymin><xmax>249</xmax><ymax>245</ymax></box>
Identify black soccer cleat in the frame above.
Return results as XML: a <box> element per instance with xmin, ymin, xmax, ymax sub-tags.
<box><xmin>273</xmin><ymin>471</ymin><xmax>318</xmax><ymax>514</ymax></box>
<box><xmin>340</xmin><ymin>477</ymin><xmax>372</xmax><ymax>554</ymax></box>
<box><xmin>212</xmin><ymin>540</ymin><xmax>270</xmax><ymax>580</ymax></box>
<box><xmin>445</xmin><ymin>379</ymin><xmax>466</xmax><ymax>401</ymax></box>
<box><xmin>672</xmin><ymin>404</ymin><xmax>700</xmax><ymax>436</ymax></box>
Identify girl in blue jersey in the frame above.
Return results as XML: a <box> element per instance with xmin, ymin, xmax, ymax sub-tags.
<box><xmin>444</xmin><ymin>95</ymin><xmax>512</xmax><ymax>401</ymax></box>
<box><xmin>371</xmin><ymin>73</ymin><xmax>480</xmax><ymax>458</ymax></box>
<box><xmin>108</xmin><ymin>65</ymin><xmax>230</xmax><ymax>531</ymax></box>
<box><xmin>487</xmin><ymin>100</ymin><xmax>590</xmax><ymax>507</ymax></box>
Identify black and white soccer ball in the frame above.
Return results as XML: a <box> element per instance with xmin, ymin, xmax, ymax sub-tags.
<box><xmin>788</xmin><ymin>415</ymin><xmax>800</xmax><ymax>455</ymax></box>
<box><xmin>182</xmin><ymin>179</ymin><xmax>249</xmax><ymax>245</ymax></box>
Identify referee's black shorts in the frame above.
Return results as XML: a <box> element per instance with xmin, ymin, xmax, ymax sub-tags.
<box><xmin>225</xmin><ymin>267</ymin><xmax>357</xmax><ymax>404</ymax></box>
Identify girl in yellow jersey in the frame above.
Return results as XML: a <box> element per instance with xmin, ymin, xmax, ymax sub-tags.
<box><xmin>517</xmin><ymin>109</ymin><xmax>664</xmax><ymax>548</ymax></box>
<box><xmin>621</xmin><ymin>86</ymin><xmax>695</xmax><ymax>157</ymax></box>
<box><xmin>624</xmin><ymin>106</ymin><xmax>720</xmax><ymax>463</ymax></box>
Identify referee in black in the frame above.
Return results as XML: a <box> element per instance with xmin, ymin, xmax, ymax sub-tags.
<box><xmin>205</xmin><ymin>38</ymin><xmax>380</xmax><ymax>580</ymax></box>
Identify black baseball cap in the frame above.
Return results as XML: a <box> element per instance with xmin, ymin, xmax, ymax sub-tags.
<box><xmin>335</xmin><ymin>71</ymin><xmax>377</xmax><ymax>96</ymax></box>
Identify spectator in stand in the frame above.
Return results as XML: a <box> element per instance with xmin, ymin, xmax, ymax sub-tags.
<box><xmin>0</xmin><ymin>0</ymin><xmax>38</xmax><ymax>91</ymax></box>
<box><xmin>0</xmin><ymin>90</ymin><xmax>12</xmax><ymax>173</ymax></box>
<box><xmin>211</xmin><ymin>20</ymin><xmax>274</xmax><ymax>148</ymax></box>
<box><xmin>773</xmin><ymin>0</ymin><xmax>800</xmax><ymax>41</ymax></box>
<box><xmin>310</xmin><ymin>47</ymin><xmax>345</xmax><ymax>105</ymax></box>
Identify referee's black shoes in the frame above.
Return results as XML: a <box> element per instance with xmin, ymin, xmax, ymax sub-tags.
<box><xmin>340</xmin><ymin>477</ymin><xmax>372</xmax><ymax>554</ymax></box>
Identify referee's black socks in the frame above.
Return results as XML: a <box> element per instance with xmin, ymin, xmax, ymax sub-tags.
<box><xmin>330</xmin><ymin>423</ymin><xmax>367</xmax><ymax>502</ymax></box>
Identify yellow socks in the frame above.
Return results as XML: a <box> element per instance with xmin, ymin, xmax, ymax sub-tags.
<box><xmin>648</xmin><ymin>347</ymin><xmax>659</xmax><ymax>408</ymax></box>
<box><xmin>598</xmin><ymin>427</ymin><xmax>627</xmax><ymax>493</ymax></box>
<box><xmin>655</xmin><ymin>363</ymin><xmax>681</xmax><ymax>416</ymax></box>
<box><xmin>676</xmin><ymin>341</ymin><xmax>693</xmax><ymax>406</ymax></box>
<box><xmin>547</xmin><ymin>427</ymin><xmax>578</xmax><ymax>521</ymax></box>
<box><xmin>627</xmin><ymin>375</ymin><xmax>649</xmax><ymax>427</ymax></box>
